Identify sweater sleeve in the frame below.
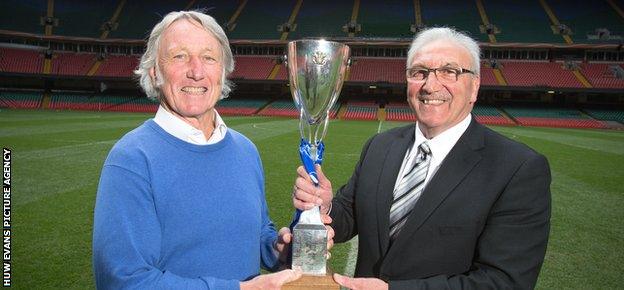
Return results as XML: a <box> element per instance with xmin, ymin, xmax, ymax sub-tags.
<box><xmin>93</xmin><ymin>164</ymin><xmax>240</xmax><ymax>290</ymax></box>
<box><xmin>259</xmin><ymin>195</ymin><xmax>280</xmax><ymax>271</ymax></box>
<box><xmin>255</xmin><ymin>153</ymin><xmax>280</xmax><ymax>271</ymax></box>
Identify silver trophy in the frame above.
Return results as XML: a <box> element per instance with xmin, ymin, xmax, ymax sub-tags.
<box><xmin>285</xmin><ymin>39</ymin><xmax>350</xmax><ymax>275</ymax></box>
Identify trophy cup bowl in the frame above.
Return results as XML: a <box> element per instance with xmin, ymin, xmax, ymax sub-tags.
<box><xmin>284</xmin><ymin>39</ymin><xmax>350</xmax><ymax>288</ymax></box>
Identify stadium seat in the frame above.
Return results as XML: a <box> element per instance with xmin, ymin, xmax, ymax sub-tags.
<box><xmin>96</xmin><ymin>55</ymin><xmax>139</xmax><ymax>77</ymax></box>
<box><xmin>483</xmin><ymin>0</ymin><xmax>562</xmax><ymax>43</ymax></box>
<box><xmin>580</xmin><ymin>63</ymin><xmax>624</xmax><ymax>89</ymax></box>
<box><xmin>479</xmin><ymin>65</ymin><xmax>499</xmax><ymax>86</ymax></box>
<box><xmin>546</xmin><ymin>0</ymin><xmax>622</xmax><ymax>44</ymax></box>
<box><xmin>504</xmin><ymin>106</ymin><xmax>606</xmax><ymax>129</ymax></box>
<box><xmin>231</xmin><ymin>56</ymin><xmax>275</xmax><ymax>80</ymax></box>
<box><xmin>472</xmin><ymin>104</ymin><xmax>516</xmax><ymax>126</ymax></box>
<box><xmin>287</xmin><ymin>0</ymin><xmax>352</xmax><ymax>39</ymax></box>
<box><xmin>258</xmin><ymin>100</ymin><xmax>300</xmax><ymax>118</ymax></box>
<box><xmin>500</xmin><ymin>61</ymin><xmax>584</xmax><ymax>88</ymax></box>
<box><xmin>343</xmin><ymin>101</ymin><xmax>378</xmax><ymax>120</ymax></box>
<box><xmin>217</xmin><ymin>99</ymin><xmax>268</xmax><ymax>116</ymax></box>
<box><xmin>583</xmin><ymin>108</ymin><xmax>624</xmax><ymax>124</ymax></box>
<box><xmin>349</xmin><ymin>58</ymin><xmax>406</xmax><ymax>84</ymax></box>
<box><xmin>0</xmin><ymin>47</ymin><xmax>44</xmax><ymax>74</ymax></box>
<box><xmin>51</xmin><ymin>52</ymin><xmax>94</xmax><ymax>76</ymax></box>
<box><xmin>0</xmin><ymin>91</ymin><xmax>42</xmax><ymax>109</ymax></box>
<box><xmin>227</xmin><ymin>0</ymin><xmax>292</xmax><ymax>39</ymax></box>
<box><xmin>358</xmin><ymin>0</ymin><xmax>416</xmax><ymax>39</ymax></box>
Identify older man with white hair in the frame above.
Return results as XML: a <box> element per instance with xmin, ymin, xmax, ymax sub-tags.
<box><xmin>93</xmin><ymin>11</ymin><xmax>309</xmax><ymax>290</ymax></box>
<box><xmin>293</xmin><ymin>27</ymin><xmax>551</xmax><ymax>289</ymax></box>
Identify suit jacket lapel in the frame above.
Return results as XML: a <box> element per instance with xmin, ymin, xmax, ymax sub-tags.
<box><xmin>388</xmin><ymin>119</ymin><xmax>485</xmax><ymax>252</ymax></box>
<box><xmin>375</xmin><ymin>125</ymin><xmax>415</xmax><ymax>254</ymax></box>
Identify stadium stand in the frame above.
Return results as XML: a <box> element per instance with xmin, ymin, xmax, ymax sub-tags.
<box><xmin>227</xmin><ymin>0</ymin><xmax>293</xmax><ymax>40</ymax></box>
<box><xmin>100</xmin><ymin>95</ymin><xmax>158</xmax><ymax>112</ymax></box>
<box><xmin>500</xmin><ymin>61</ymin><xmax>584</xmax><ymax>88</ymax></box>
<box><xmin>0</xmin><ymin>47</ymin><xmax>44</xmax><ymax>74</ymax></box>
<box><xmin>49</xmin><ymin>94</ymin><xmax>157</xmax><ymax>112</ymax></box>
<box><xmin>349</xmin><ymin>58</ymin><xmax>406</xmax><ymax>84</ymax></box>
<box><xmin>583</xmin><ymin>108</ymin><xmax>624</xmax><ymax>124</ymax></box>
<box><xmin>580</xmin><ymin>63</ymin><xmax>624</xmax><ymax>89</ymax></box>
<box><xmin>257</xmin><ymin>99</ymin><xmax>339</xmax><ymax>118</ymax></box>
<box><xmin>503</xmin><ymin>106</ymin><xmax>606</xmax><ymax>128</ymax></box>
<box><xmin>49</xmin><ymin>93</ymin><xmax>101</xmax><ymax>111</ymax></box>
<box><xmin>472</xmin><ymin>104</ymin><xmax>516</xmax><ymax>126</ymax></box>
<box><xmin>231</xmin><ymin>56</ymin><xmax>275</xmax><ymax>80</ymax></box>
<box><xmin>216</xmin><ymin>98</ymin><xmax>268</xmax><ymax>116</ymax></box>
<box><xmin>273</xmin><ymin>64</ymin><xmax>288</xmax><ymax>81</ymax></box>
<box><xmin>193</xmin><ymin>0</ymin><xmax>239</xmax><ymax>31</ymax></box>
<box><xmin>547</xmin><ymin>0</ymin><xmax>623</xmax><ymax>44</ymax></box>
<box><xmin>483</xmin><ymin>0</ymin><xmax>562</xmax><ymax>43</ymax></box>
<box><xmin>421</xmin><ymin>0</ymin><xmax>486</xmax><ymax>42</ymax></box>
<box><xmin>358</xmin><ymin>0</ymin><xmax>414</xmax><ymax>39</ymax></box>
<box><xmin>287</xmin><ymin>0</ymin><xmax>352</xmax><ymax>40</ymax></box>
<box><xmin>385</xmin><ymin>103</ymin><xmax>516</xmax><ymax>126</ymax></box>
<box><xmin>0</xmin><ymin>0</ymin><xmax>622</xmax><ymax>131</ymax></box>
<box><xmin>479</xmin><ymin>64</ymin><xmax>500</xmax><ymax>86</ymax></box>
<box><xmin>52</xmin><ymin>1</ymin><xmax>118</xmax><ymax>38</ymax></box>
<box><xmin>258</xmin><ymin>100</ymin><xmax>300</xmax><ymax>117</ymax></box>
<box><xmin>0</xmin><ymin>0</ymin><xmax>47</xmax><ymax>35</ymax></box>
<box><xmin>342</xmin><ymin>101</ymin><xmax>378</xmax><ymax>120</ymax></box>
<box><xmin>95</xmin><ymin>55</ymin><xmax>139</xmax><ymax>77</ymax></box>
<box><xmin>51</xmin><ymin>52</ymin><xmax>94</xmax><ymax>76</ymax></box>
<box><xmin>385</xmin><ymin>102</ymin><xmax>416</xmax><ymax>122</ymax></box>
<box><xmin>0</xmin><ymin>91</ymin><xmax>42</xmax><ymax>109</ymax></box>
<box><xmin>106</xmin><ymin>1</ymin><xmax>186</xmax><ymax>39</ymax></box>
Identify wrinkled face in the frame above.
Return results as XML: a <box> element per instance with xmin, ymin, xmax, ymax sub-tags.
<box><xmin>407</xmin><ymin>40</ymin><xmax>480</xmax><ymax>137</ymax></box>
<box><xmin>150</xmin><ymin>18</ymin><xmax>223</xmax><ymax>120</ymax></box>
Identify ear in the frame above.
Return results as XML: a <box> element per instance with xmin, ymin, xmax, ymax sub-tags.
<box><xmin>149</xmin><ymin>67</ymin><xmax>157</xmax><ymax>84</ymax></box>
<box><xmin>469</xmin><ymin>76</ymin><xmax>480</xmax><ymax>103</ymax></box>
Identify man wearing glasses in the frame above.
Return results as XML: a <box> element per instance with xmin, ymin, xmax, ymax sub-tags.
<box><xmin>293</xmin><ymin>27</ymin><xmax>551</xmax><ymax>289</ymax></box>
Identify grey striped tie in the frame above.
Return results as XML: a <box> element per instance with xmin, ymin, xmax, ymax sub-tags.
<box><xmin>389</xmin><ymin>142</ymin><xmax>431</xmax><ymax>239</ymax></box>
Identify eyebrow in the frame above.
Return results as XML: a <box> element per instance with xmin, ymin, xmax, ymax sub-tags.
<box><xmin>166</xmin><ymin>45</ymin><xmax>214</xmax><ymax>52</ymax></box>
<box><xmin>411</xmin><ymin>62</ymin><xmax>462</xmax><ymax>68</ymax></box>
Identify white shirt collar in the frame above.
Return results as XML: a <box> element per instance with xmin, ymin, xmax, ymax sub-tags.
<box><xmin>153</xmin><ymin>105</ymin><xmax>228</xmax><ymax>145</ymax></box>
<box><xmin>414</xmin><ymin>114</ymin><xmax>472</xmax><ymax>164</ymax></box>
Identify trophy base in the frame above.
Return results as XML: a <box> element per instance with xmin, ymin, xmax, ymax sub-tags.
<box><xmin>283</xmin><ymin>268</ymin><xmax>339</xmax><ymax>290</ymax></box>
<box><xmin>292</xmin><ymin>223</ymin><xmax>327</xmax><ymax>275</ymax></box>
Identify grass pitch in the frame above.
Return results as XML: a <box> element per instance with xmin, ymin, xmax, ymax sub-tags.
<box><xmin>1</xmin><ymin>109</ymin><xmax>622</xmax><ymax>289</ymax></box>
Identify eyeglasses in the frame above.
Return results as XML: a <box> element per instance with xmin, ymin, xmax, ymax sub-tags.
<box><xmin>406</xmin><ymin>66</ymin><xmax>475</xmax><ymax>83</ymax></box>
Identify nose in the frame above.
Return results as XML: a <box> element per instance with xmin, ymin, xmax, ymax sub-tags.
<box><xmin>420</xmin><ymin>71</ymin><xmax>443</xmax><ymax>94</ymax></box>
<box><xmin>186</xmin><ymin>56</ymin><xmax>205</xmax><ymax>81</ymax></box>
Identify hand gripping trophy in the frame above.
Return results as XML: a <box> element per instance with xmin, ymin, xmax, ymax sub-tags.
<box><xmin>284</xmin><ymin>39</ymin><xmax>350</xmax><ymax>288</ymax></box>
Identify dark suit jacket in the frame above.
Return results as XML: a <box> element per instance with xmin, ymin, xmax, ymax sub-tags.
<box><xmin>330</xmin><ymin>118</ymin><xmax>551</xmax><ymax>289</ymax></box>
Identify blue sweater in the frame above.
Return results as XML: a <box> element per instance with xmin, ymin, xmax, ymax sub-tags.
<box><xmin>93</xmin><ymin>120</ymin><xmax>279</xmax><ymax>289</ymax></box>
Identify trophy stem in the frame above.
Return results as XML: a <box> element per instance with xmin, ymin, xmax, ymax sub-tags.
<box><xmin>309</xmin><ymin>145</ymin><xmax>318</xmax><ymax>163</ymax></box>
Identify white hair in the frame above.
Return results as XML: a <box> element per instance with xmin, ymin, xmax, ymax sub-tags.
<box><xmin>134</xmin><ymin>10</ymin><xmax>235</xmax><ymax>101</ymax></box>
<box><xmin>407</xmin><ymin>27</ymin><xmax>480</xmax><ymax>75</ymax></box>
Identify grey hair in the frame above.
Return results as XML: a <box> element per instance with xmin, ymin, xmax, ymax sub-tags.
<box><xmin>407</xmin><ymin>27</ymin><xmax>480</xmax><ymax>75</ymax></box>
<box><xmin>134</xmin><ymin>10</ymin><xmax>235</xmax><ymax>101</ymax></box>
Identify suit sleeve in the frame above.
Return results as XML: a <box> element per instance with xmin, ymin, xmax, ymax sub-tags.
<box><xmin>92</xmin><ymin>164</ymin><xmax>240</xmax><ymax>290</ymax></box>
<box><xmin>330</xmin><ymin>136</ymin><xmax>375</xmax><ymax>243</ymax></box>
<box><xmin>390</xmin><ymin>153</ymin><xmax>552</xmax><ymax>290</ymax></box>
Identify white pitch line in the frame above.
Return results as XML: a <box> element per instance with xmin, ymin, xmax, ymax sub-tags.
<box><xmin>377</xmin><ymin>120</ymin><xmax>383</xmax><ymax>133</ymax></box>
<box><xmin>343</xmin><ymin>235</ymin><xmax>359</xmax><ymax>276</ymax></box>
